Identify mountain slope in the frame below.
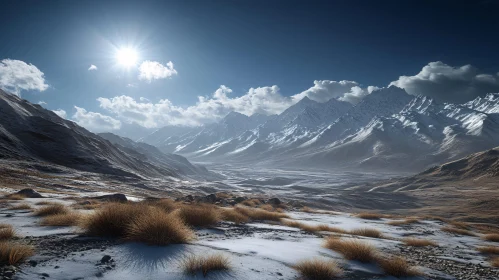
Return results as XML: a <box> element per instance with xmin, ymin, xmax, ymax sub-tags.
<box><xmin>139</xmin><ymin>88</ymin><xmax>499</xmax><ymax>172</ymax></box>
<box><xmin>0</xmin><ymin>90</ymin><xmax>213</xmax><ymax>180</ymax></box>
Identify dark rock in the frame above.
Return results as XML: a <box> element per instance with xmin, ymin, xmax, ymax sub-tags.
<box><xmin>93</xmin><ymin>194</ymin><xmax>127</xmax><ymax>202</ymax></box>
<box><xmin>100</xmin><ymin>255</ymin><xmax>112</xmax><ymax>264</ymax></box>
<box><xmin>16</xmin><ymin>188</ymin><xmax>43</xmax><ymax>198</ymax></box>
<box><xmin>184</xmin><ymin>195</ymin><xmax>194</xmax><ymax>202</ymax></box>
<box><xmin>202</xmin><ymin>194</ymin><xmax>217</xmax><ymax>203</ymax></box>
<box><xmin>235</xmin><ymin>197</ymin><xmax>248</xmax><ymax>203</ymax></box>
<box><xmin>28</xmin><ymin>260</ymin><xmax>38</xmax><ymax>267</ymax></box>
<box><xmin>268</xmin><ymin>198</ymin><xmax>281</xmax><ymax>205</ymax></box>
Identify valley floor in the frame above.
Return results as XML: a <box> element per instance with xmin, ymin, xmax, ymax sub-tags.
<box><xmin>1</xmin><ymin>194</ymin><xmax>498</xmax><ymax>280</ymax></box>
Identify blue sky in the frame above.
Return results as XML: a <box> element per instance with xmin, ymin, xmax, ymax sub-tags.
<box><xmin>1</xmin><ymin>0</ymin><xmax>499</xmax><ymax>138</ymax></box>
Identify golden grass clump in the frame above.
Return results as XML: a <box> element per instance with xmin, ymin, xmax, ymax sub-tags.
<box><xmin>147</xmin><ymin>198</ymin><xmax>178</xmax><ymax>213</ymax></box>
<box><xmin>35</xmin><ymin>201</ymin><xmax>58</xmax><ymax>206</ymax></box>
<box><xmin>0</xmin><ymin>224</ymin><xmax>15</xmax><ymax>241</ymax></box>
<box><xmin>280</xmin><ymin>219</ymin><xmax>347</xmax><ymax>234</ymax></box>
<box><xmin>40</xmin><ymin>212</ymin><xmax>82</xmax><ymax>227</ymax></box>
<box><xmin>300</xmin><ymin>206</ymin><xmax>316</xmax><ymax>213</ymax></box>
<box><xmin>356</xmin><ymin>212</ymin><xmax>385</xmax><ymax>220</ymax></box>
<box><xmin>441</xmin><ymin>226</ymin><xmax>477</xmax><ymax>236</ymax></box>
<box><xmin>387</xmin><ymin>218</ymin><xmax>419</xmax><ymax>226</ymax></box>
<box><xmin>235</xmin><ymin>206</ymin><xmax>288</xmax><ymax>221</ymax></box>
<box><xmin>179</xmin><ymin>204</ymin><xmax>220</xmax><ymax>227</ymax></box>
<box><xmin>477</xmin><ymin>246</ymin><xmax>499</xmax><ymax>254</ymax></box>
<box><xmin>377</xmin><ymin>255</ymin><xmax>421</xmax><ymax>277</ymax></box>
<box><xmin>259</xmin><ymin>204</ymin><xmax>274</xmax><ymax>211</ymax></box>
<box><xmin>403</xmin><ymin>238</ymin><xmax>437</xmax><ymax>247</ymax></box>
<box><xmin>323</xmin><ymin>237</ymin><xmax>378</xmax><ymax>262</ymax></box>
<box><xmin>240</xmin><ymin>198</ymin><xmax>262</xmax><ymax>207</ymax></box>
<box><xmin>219</xmin><ymin>208</ymin><xmax>250</xmax><ymax>224</ymax></box>
<box><xmin>182</xmin><ymin>253</ymin><xmax>231</xmax><ymax>276</ymax></box>
<box><xmin>5</xmin><ymin>194</ymin><xmax>25</xmax><ymax>200</ymax></box>
<box><xmin>126</xmin><ymin>208</ymin><xmax>194</xmax><ymax>245</ymax></box>
<box><xmin>294</xmin><ymin>258</ymin><xmax>343</xmax><ymax>280</ymax></box>
<box><xmin>80</xmin><ymin>203</ymin><xmax>149</xmax><ymax>237</ymax></box>
<box><xmin>349</xmin><ymin>228</ymin><xmax>383</xmax><ymax>239</ymax></box>
<box><xmin>0</xmin><ymin>242</ymin><xmax>34</xmax><ymax>265</ymax></box>
<box><xmin>449</xmin><ymin>221</ymin><xmax>470</xmax><ymax>230</ymax></box>
<box><xmin>34</xmin><ymin>203</ymin><xmax>68</xmax><ymax>217</ymax></box>
<box><xmin>483</xmin><ymin>234</ymin><xmax>499</xmax><ymax>242</ymax></box>
<box><xmin>8</xmin><ymin>203</ymin><xmax>33</xmax><ymax>210</ymax></box>
<box><xmin>491</xmin><ymin>257</ymin><xmax>499</xmax><ymax>267</ymax></box>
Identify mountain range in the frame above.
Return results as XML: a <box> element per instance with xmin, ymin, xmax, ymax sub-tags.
<box><xmin>0</xmin><ymin>89</ymin><xmax>216</xmax><ymax>180</ymax></box>
<box><xmin>140</xmin><ymin>87</ymin><xmax>499</xmax><ymax>172</ymax></box>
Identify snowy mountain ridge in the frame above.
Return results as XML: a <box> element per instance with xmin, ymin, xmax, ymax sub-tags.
<box><xmin>140</xmin><ymin>87</ymin><xmax>499</xmax><ymax>171</ymax></box>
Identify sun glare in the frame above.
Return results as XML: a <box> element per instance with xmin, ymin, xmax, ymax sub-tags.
<box><xmin>116</xmin><ymin>47</ymin><xmax>138</xmax><ymax>67</ymax></box>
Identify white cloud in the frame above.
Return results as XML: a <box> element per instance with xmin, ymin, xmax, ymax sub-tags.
<box><xmin>390</xmin><ymin>61</ymin><xmax>499</xmax><ymax>103</ymax></box>
<box><xmin>139</xmin><ymin>97</ymin><xmax>150</xmax><ymax>102</ymax></box>
<box><xmin>88</xmin><ymin>64</ymin><xmax>98</xmax><ymax>71</ymax></box>
<box><xmin>97</xmin><ymin>85</ymin><xmax>294</xmax><ymax>128</ymax></box>
<box><xmin>72</xmin><ymin>106</ymin><xmax>121</xmax><ymax>132</ymax></box>
<box><xmin>38</xmin><ymin>101</ymin><xmax>47</xmax><ymax>105</ymax></box>
<box><xmin>52</xmin><ymin>109</ymin><xmax>67</xmax><ymax>119</ymax></box>
<box><xmin>0</xmin><ymin>59</ymin><xmax>49</xmax><ymax>96</ymax></box>
<box><xmin>292</xmin><ymin>80</ymin><xmax>360</xmax><ymax>103</ymax></box>
<box><xmin>138</xmin><ymin>61</ymin><xmax>177</xmax><ymax>82</ymax></box>
<box><xmin>339</xmin><ymin>86</ymin><xmax>380</xmax><ymax>104</ymax></box>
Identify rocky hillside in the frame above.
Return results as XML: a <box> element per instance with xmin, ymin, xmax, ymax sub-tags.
<box><xmin>0</xmin><ymin>89</ymin><xmax>215</xmax><ymax>180</ymax></box>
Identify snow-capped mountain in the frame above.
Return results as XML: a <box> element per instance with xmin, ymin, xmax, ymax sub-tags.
<box><xmin>0</xmin><ymin>89</ymin><xmax>215</xmax><ymax>180</ymax></box>
<box><xmin>140</xmin><ymin>88</ymin><xmax>499</xmax><ymax>172</ymax></box>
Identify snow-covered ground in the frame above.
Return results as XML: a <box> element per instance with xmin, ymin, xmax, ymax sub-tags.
<box><xmin>2</xmin><ymin>195</ymin><xmax>498</xmax><ymax>280</ymax></box>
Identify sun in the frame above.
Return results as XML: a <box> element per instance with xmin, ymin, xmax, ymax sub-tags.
<box><xmin>116</xmin><ymin>47</ymin><xmax>138</xmax><ymax>67</ymax></box>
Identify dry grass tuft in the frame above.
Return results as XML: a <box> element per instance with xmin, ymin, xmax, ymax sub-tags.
<box><xmin>259</xmin><ymin>204</ymin><xmax>274</xmax><ymax>211</ymax></box>
<box><xmin>280</xmin><ymin>219</ymin><xmax>347</xmax><ymax>234</ymax></box>
<box><xmin>377</xmin><ymin>255</ymin><xmax>421</xmax><ymax>277</ymax></box>
<box><xmin>403</xmin><ymin>238</ymin><xmax>437</xmax><ymax>247</ymax></box>
<box><xmin>441</xmin><ymin>226</ymin><xmax>477</xmax><ymax>236</ymax></box>
<box><xmin>300</xmin><ymin>206</ymin><xmax>317</xmax><ymax>213</ymax></box>
<box><xmin>387</xmin><ymin>218</ymin><xmax>419</xmax><ymax>226</ymax></box>
<box><xmin>0</xmin><ymin>224</ymin><xmax>15</xmax><ymax>241</ymax></box>
<box><xmin>35</xmin><ymin>201</ymin><xmax>58</xmax><ymax>206</ymax></box>
<box><xmin>182</xmin><ymin>253</ymin><xmax>231</xmax><ymax>276</ymax></box>
<box><xmin>219</xmin><ymin>208</ymin><xmax>249</xmax><ymax>224</ymax></box>
<box><xmin>127</xmin><ymin>208</ymin><xmax>194</xmax><ymax>245</ymax></box>
<box><xmin>8</xmin><ymin>203</ymin><xmax>33</xmax><ymax>211</ymax></box>
<box><xmin>483</xmin><ymin>234</ymin><xmax>499</xmax><ymax>242</ymax></box>
<box><xmin>40</xmin><ymin>212</ymin><xmax>82</xmax><ymax>227</ymax></box>
<box><xmin>34</xmin><ymin>203</ymin><xmax>68</xmax><ymax>217</ymax></box>
<box><xmin>349</xmin><ymin>228</ymin><xmax>383</xmax><ymax>239</ymax></box>
<box><xmin>356</xmin><ymin>212</ymin><xmax>385</xmax><ymax>220</ymax></box>
<box><xmin>235</xmin><ymin>206</ymin><xmax>288</xmax><ymax>221</ymax></box>
<box><xmin>449</xmin><ymin>221</ymin><xmax>470</xmax><ymax>230</ymax></box>
<box><xmin>5</xmin><ymin>194</ymin><xmax>25</xmax><ymax>200</ymax></box>
<box><xmin>294</xmin><ymin>258</ymin><xmax>343</xmax><ymax>280</ymax></box>
<box><xmin>477</xmin><ymin>246</ymin><xmax>499</xmax><ymax>254</ymax></box>
<box><xmin>80</xmin><ymin>203</ymin><xmax>149</xmax><ymax>237</ymax></box>
<box><xmin>323</xmin><ymin>237</ymin><xmax>378</xmax><ymax>262</ymax></box>
<box><xmin>147</xmin><ymin>198</ymin><xmax>178</xmax><ymax>213</ymax></box>
<box><xmin>491</xmin><ymin>257</ymin><xmax>499</xmax><ymax>267</ymax></box>
<box><xmin>179</xmin><ymin>204</ymin><xmax>220</xmax><ymax>227</ymax></box>
<box><xmin>0</xmin><ymin>242</ymin><xmax>34</xmax><ymax>265</ymax></box>
<box><xmin>240</xmin><ymin>198</ymin><xmax>262</xmax><ymax>207</ymax></box>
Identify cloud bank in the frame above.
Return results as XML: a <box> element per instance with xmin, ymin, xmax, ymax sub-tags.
<box><xmin>390</xmin><ymin>61</ymin><xmax>499</xmax><ymax>103</ymax></box>
<box><xmin>70</xmin><ymin>61</ymin><xmax>499</xmax><ymax>132</ymax></box>
<box><xmin>72</xmin><ymin>106</ymin><xmax>121</xmax><ymax>132</ymax></box>
<box><xmin>0</xmin><ymin>59</ymin><xmax>49</xmax><ymax>96</ymax></box>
